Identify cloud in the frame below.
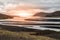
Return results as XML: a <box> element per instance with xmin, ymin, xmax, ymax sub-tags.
<box><xmin>0</xmin><ymin>0</ymin><xmax>60</xmax><ymax>13</ymax></box>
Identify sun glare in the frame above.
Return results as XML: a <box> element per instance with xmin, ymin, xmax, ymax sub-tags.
<box><xmin>14</xmin><ymin>11</ymin><xmax>34</xmax><ymax>18</ymax></box>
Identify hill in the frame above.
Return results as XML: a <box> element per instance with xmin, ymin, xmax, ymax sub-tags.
<box><xmin>34</xmin><ymin>12</ymin><xmax>48</xmax><ymax>17</ymax></box>
<box><xmin>0</xmin><ymin>13</ymin><xmax>13</xmax><ymax>19</ymax></box>
<box><xmin>34</xmin><ymin>11</ymin><xmax>60</xmax><ymax>17</ymax></box>
<box><xmin>46</xmin><ymin>11</ymin><xmax>60</xmax><ymax>17</ymax></box>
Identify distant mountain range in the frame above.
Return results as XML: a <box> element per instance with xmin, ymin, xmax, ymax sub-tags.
<box><xmin>0</xmin><ymin>11</ymin><xmax>60</xmax><ymax>19</ymax></box>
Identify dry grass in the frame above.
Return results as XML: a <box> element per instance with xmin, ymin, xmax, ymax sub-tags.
<box><xmin>0</xmin><ymin>27</ymin><xmax>58</xmax><ymax>40</ymax></box>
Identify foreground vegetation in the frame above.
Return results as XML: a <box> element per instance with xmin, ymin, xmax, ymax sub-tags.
<box><xmin>0</xmin><ymin>26</ymin><xmax>60</xmax><ymax>40</ymax></box>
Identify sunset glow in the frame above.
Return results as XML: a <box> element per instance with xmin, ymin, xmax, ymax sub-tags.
<box><xmin>15</xmin><ymin>11</ymin><xmax>34</xmax><ymax>18</ymax></box>
<box><xmin>4</xmin><ymin>3</ymin><xmax>43</xmax><ymax>20</ymax></box>
<box><xmin>5</xmin><ymin>8</ymin><xmax>41</xmax><ymax>19</ymax></box>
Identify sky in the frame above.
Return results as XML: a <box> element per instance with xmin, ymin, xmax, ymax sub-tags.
<box><xmin>0</xmin><ymin>0</ymin><xmax>60</xmax><ymax>13</ymax></box>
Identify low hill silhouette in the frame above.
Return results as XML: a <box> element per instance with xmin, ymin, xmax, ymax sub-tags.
<box><xmin>46</xmin><ymin>11</ymin><xmax>60</xmax><ymax>17</ymax></box>
<box><xmin>0</xmin><ymin>13</ymin><xmax>13</xmax><ymax>19</ymax></box>
<box><xmin>34</xmin><ymin>11</ymin><xmax>60</xmax><ymax>17</ymax></box>
<box><xmin>34</xmin><ymin>12</ymin><xmax>48</xmax><ymax>17</ymax></box>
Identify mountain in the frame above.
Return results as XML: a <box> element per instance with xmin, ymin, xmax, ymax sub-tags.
<box><xmin>26</xmin><ymin>11</ymin><xmax>60</xmax><ymax>21</ymax></box>
<box><xmin>26</xmin><ymin>12</ymin><xmax>48</xmax><ymax>21</ymax></box>
<box><xmin>0</xmin><ymin>13</ymin><xmax>13</xmax><ymax>19</ymax></box>
<box><xmin>46</xmin><ymin>11</ymin><xmax>60</xmax><ymax>17</ymax></box>
<box><xmin>34</xmin><ymin>11</ymin><xmax>60</xmax><ymax>17</ymax></box>
<box><xmin>34</xmin><ymin>12</ymin><xmax>48</xmax><ymax>17</ymax></box>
